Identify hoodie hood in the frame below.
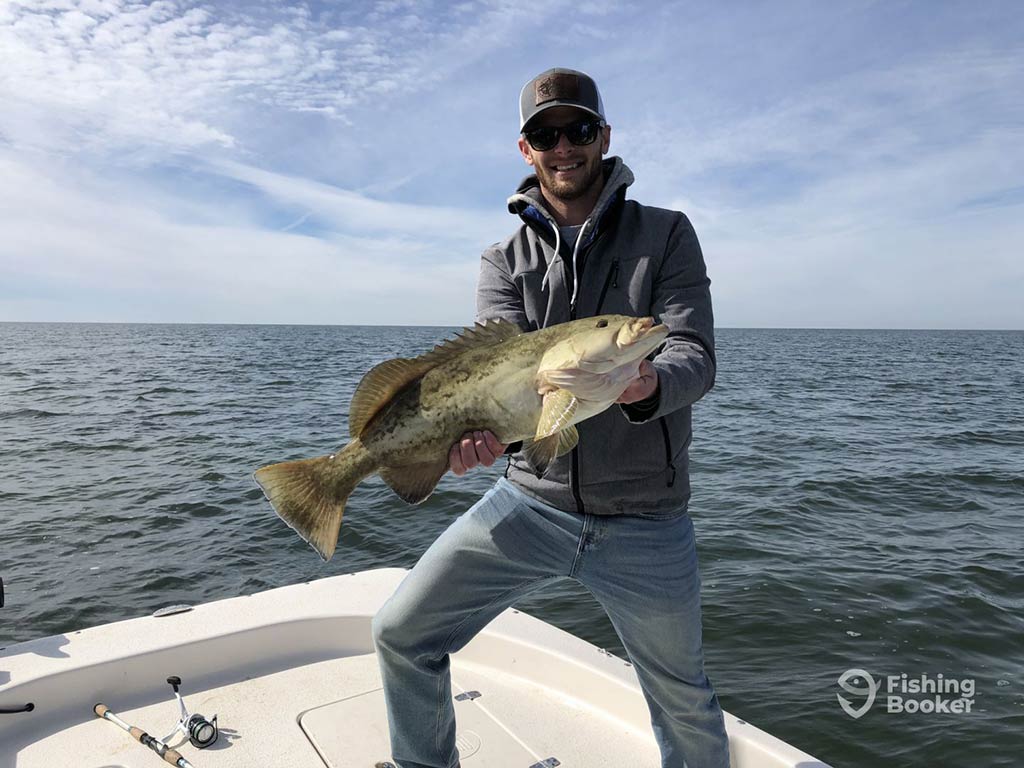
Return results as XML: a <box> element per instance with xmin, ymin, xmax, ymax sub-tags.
<box><xmin>506</xmin><ymin>157</ymin><xmax>635</xmax><ymax>305</ymax></box>
<box><xmin>507</xmin><ymin>156</ymin><xmax>635</xmax><ymax>229</ymax></box>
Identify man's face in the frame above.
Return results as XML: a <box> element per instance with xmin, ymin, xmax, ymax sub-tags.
<box><xmin>518</xmin><ymin>106</ymin><xmax>611</xmax><ymax>202</ymax></box>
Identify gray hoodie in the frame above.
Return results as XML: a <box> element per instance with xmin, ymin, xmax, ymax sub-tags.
<box><xmin>476</xmin><ymin>157</ymin><xmax>716</xmax><ymax>518</ymax></box>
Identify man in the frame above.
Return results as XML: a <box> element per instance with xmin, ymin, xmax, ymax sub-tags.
<box><xmin>372</xmin><ymin>68</ymin><xmax>729</xmax><ymax>768</ymax></box>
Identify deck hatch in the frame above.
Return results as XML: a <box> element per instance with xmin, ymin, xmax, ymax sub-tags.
<box><xmin>300</xmin><ymin>684</ymin><xmax>538</xmax><ymax>766</ymax></box>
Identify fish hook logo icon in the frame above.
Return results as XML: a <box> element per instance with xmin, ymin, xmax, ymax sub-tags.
<box><xmin>837</xmin><ymin>668</ymin><xmax>878</xmax><ymax>719</ymax></box>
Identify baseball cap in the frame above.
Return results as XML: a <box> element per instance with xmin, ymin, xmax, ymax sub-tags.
<box><xmin>519</xmin><ymin>68</ymin><xmax>605</xmax><ymax>132</ymax></box>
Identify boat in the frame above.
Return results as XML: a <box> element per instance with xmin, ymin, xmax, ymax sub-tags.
<box><xmin>0</xmin><ymin>568</ymin><xmax>831</xmax><ymax>767</ymax></box>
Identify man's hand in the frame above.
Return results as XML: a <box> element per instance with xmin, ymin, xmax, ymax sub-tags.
<box><xmin>449</xmin><ymin>430</ymin><xmax>507</xmax><ymax>476</ymax></box>
<box><xmin>616</xmin><ymin>359</ymin><xmax>659</xmax><ymax>404</ymax></box>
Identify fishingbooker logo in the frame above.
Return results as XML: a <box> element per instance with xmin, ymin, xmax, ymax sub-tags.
<box><xmin>836</xmin><ymin>669</ymin><xmax>877</xmax><ymax>719</ymax></box>
<box><xmin>837</xmin><ymin>669</ymin><xmax>976</xmax><ymax>718</ymax></box>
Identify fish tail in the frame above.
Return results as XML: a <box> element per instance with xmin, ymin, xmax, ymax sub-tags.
<box><xmin>254</xmin><ymin>439</ymin><xmax>374</xmax><ymax>561</ymax></box>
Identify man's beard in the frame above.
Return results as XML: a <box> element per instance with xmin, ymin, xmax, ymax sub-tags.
<box><xmin>537</xmin><ymin>154</ymin><xmax>604</xmax><ymax>202</ymax></box>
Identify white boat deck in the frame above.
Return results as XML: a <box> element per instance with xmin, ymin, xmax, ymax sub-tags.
<box><xmin>0</xmin><ymin>569</ymin><xmax>830</xmax><ymax>768</ymax></box>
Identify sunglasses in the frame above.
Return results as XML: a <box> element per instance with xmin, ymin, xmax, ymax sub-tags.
<box><xmin>522</xmin><ymin>119</ymin><xmax>605</xmax><ymax>152</ymax></box>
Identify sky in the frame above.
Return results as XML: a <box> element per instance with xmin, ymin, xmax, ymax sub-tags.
<box><xmin>1</xmin><ymin>0</ymin><xmax>1022</xmax><ymax>329</ymax></box>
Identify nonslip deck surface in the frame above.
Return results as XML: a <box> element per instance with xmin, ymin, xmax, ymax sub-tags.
<box><xmin>15</xmin><ymin>653</ymin><xmax>660</xmax><ymax>768</ymax></box>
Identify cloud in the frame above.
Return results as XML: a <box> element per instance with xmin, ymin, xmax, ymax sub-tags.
<box><xmin>607</xmin><ymin>33</ymin><xmax>1024</xmax><ymax>329</ymax></box>
<box><xmin>621</xmin><ymin>42</ymin><xmax>1024</xmax><ymax>201</ymax></box>
<box><xmin>210</xmin><ymin>159</ymin><xmax>505</xmax><ymax>246</ymax></box>
<box><xmin>0</xmin><ymin>1</ymin><xmax>1022</xmax><ymax>328</ymax></box>
<box><xmin>0</xmin><ymin>0</ymin><xmax>569</xmax><ymax>324</ymax></box>
<box><xmin>0</xmin><ymin>0</ymin><xmax>581</xmax><ymax>158</ymax></box>
<box><xmin>2</xmin><ymin>1</ymin><xmax>237</xmax><ymax>153</ymax></box>
<box><xmin>0</xmin><ymin>152</ymin><xmax>487</xmax><ymax>325</ymax></box>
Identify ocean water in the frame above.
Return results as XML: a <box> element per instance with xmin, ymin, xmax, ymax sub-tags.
<box><xmin>1</xmin><ymin>322</ymin><xmax>1021</xmax><ymax>767</ymax></box>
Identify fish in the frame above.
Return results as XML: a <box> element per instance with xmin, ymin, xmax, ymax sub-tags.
<box><xmin>254</xmin><ymin>314</ymin><xmax>669</xmax><ymax>560</ymax></box>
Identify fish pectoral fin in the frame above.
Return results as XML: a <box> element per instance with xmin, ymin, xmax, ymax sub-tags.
<box><xmin>522</xmin><ymin>425</ymin><xmax>577</xmax><ymax>477</ymax></box>
<box><xmin>536</xmin><ymin>389</ymin><xmax>578</xmax><ymax>440</ymax></box>
<box><xmin>524</xmin><ymin>389</ymin><xmax>580</xmax><ymax>476</ymax></box>
<box><xmin>556</xmin><ymin>425</ymin><xmax>579</xmax><ymax>456</ymax></box>
<box><xmin>379</xmin><ymin>458</ymin><xmax>449</xmax><ymax>504</ymax></box>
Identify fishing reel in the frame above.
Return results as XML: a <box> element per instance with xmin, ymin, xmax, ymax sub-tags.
<box><xmin>162</xmin><ymin>676</ymin><xmax>219</xmax><ymax>749</ymax></box>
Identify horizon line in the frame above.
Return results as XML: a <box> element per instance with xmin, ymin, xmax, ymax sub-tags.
<box><xmin>1</xmin><ymin>320</ymin><xmax>1021</xmax><ymax>332</ymax></box>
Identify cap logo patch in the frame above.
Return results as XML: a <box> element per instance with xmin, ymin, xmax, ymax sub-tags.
<box><xmin>535</xmin><ymin>73</ymin><xmax>579</xmax><ymax>105</ymax></box>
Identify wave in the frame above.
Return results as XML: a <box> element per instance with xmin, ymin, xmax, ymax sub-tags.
<box><xmin>0</xmin><ymin>407</ymin><xmax>67</xmax><ymax>420</ymax></box>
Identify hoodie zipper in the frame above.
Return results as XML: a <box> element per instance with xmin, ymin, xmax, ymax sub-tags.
<box><xmin>567</xmin><ymin>228</ymin><xmax>606</xmax><ymax>516</ymax></box>
<box><xmin>517</xmin><ymin>184</ymin><xmax>623</xmax><ymax>516</ymax></box>
<box><xmin>568</xmin><ymin>248</ymin><xmax>585</xmax><ymax>516</ymax></box>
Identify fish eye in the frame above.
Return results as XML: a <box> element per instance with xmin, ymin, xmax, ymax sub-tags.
<box><xmin>596</xmin><ymin>319</ymin><xmax>608</xmax><ymax>328</ymax></box>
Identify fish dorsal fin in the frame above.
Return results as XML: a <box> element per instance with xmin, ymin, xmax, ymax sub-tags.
<box><xmin>416</xmin><ymin>319</ymin><xmax>522</xmax><ymax>369</ymax></box>
<box><xmin>349</xmin><ymin>358</ymin><xmax>434</xmax><ymax>438</ymax></box>
<box><xmin>348</xmin><ymin>319</ymin><xmax>522</xmax><ymax>439</ymax></box>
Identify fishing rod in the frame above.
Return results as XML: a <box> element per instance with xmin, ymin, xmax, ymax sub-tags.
<box><xmin>93</xmin><ymin>703</ymin><xmax>197</xmax><ymax>768</ymax></box>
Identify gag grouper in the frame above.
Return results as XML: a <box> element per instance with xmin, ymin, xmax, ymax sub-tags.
<box><xmin>254</xmin><ymin>314</ymin><xmax>668</xmax><ymax>560</ymax></box>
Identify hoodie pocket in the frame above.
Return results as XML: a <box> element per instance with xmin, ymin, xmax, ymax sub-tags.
<box><xmin>658</xmin><ymin>417</ymin><xmax>677</xmax><ymax>487</ymax></box>
<box><xmin>590</xmin><ymin>252</ymin><xmax>656</xmax><ymax>317</ymax></box>
<box><xmin>577</xmin><ymin>410</ymin><xmax>667</xmax><ymax>487</ymax></box>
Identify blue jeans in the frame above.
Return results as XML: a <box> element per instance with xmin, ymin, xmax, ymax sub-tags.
<box><xmin>372</xmin><ymin>478</ymin><xmax>730</xmax><ymax>768</ymax></box>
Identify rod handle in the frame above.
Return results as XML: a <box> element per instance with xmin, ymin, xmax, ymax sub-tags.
<box><xmin>94</xmin><ymin>703</ymin><xmax>189</xmax><ymax>767</ymax></box>
<box><xmin>162</xmin><ymin>746</ymin><xmax>186</xmax><ymax>766</ymax></box>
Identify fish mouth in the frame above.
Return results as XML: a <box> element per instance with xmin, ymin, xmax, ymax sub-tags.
<box><xmin>617</xmin><ymin>316</ymin><xmax>668</xmax><ymax>349</ymax></box>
